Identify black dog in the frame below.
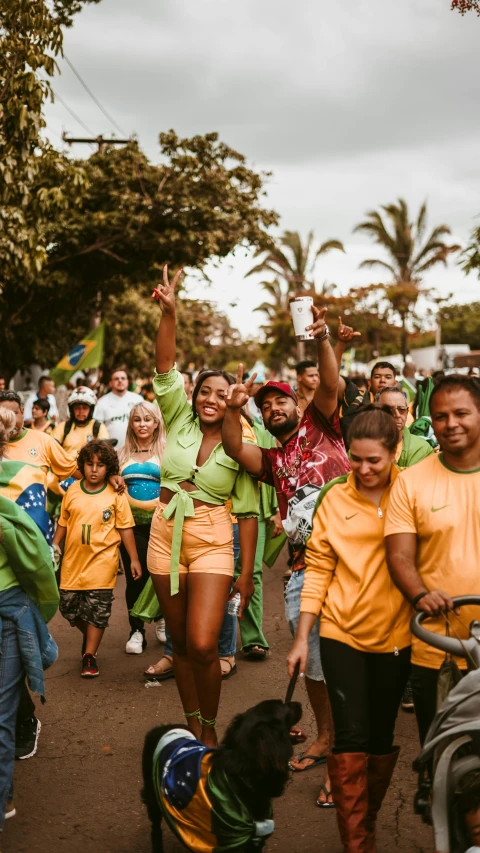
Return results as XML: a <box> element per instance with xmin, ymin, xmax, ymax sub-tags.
<box><xmin>142</xmin><ymin>699</ymin><xmax>302</xmax><ymax>853</ymax></box>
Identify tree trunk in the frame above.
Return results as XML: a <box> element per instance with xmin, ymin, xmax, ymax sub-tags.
<box><xmin>401</xmin><ymin>314</ymin><xmax>408</xmax><ymax>364</ymax></box>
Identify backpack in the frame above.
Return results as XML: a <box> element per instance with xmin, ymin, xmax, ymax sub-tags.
<box><xmin>60</xmin><ymin>419</ymin><xmax>101</xmax><ymax>446</ymax></box>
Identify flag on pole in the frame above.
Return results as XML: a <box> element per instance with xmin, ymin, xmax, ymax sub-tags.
<box><xmin>50</xmin><ymin>324</ymin><xmax>105</xmax><ymax>385</ymax></box>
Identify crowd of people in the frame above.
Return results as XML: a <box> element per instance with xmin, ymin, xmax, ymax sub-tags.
<box><xmin>1</xmin><ymin>265</ymin><xmax>480</xmax><ymax>852</ymax></box>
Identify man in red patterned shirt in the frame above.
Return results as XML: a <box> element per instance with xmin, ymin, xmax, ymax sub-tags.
<box><xmin>222</xmin><ymin>307</ymin><xmax>350</xmax><ymax>805</ymax></box>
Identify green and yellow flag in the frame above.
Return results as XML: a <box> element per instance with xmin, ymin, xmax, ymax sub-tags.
<box><xmin>50</xmin><ymin>324</ymin><xmax>105</xmax><ymax>385</ymax></box>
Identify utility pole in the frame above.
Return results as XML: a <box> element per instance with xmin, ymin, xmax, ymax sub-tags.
<box><xmin>62</xmin><ymin>133</ymin><xmax>133</xmax><ymax>152</ymax></box>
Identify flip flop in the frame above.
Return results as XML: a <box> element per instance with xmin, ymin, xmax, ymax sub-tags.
<box><xmin>316</xmin><ymin>784</ymin><xmax>335</xmax><ymax>808</ymax></box>
<box><xmin>220</xmin><ymin>658</ymin><xmax>238</xmax><ymax>680</ymax></box>
<box><xmin>289</xmin><ymin>752</ymin><xmax>328</xmax><ymax>772</ymax></box>
<box><xmin>243</xmin><ymin>646</ymin><xmax>268</xmax><ymax>661</ymax></box>
<box><xmin>143</xmin><ymin>656</ymin><xmax>175</xmax><ymax>681</ymax></box>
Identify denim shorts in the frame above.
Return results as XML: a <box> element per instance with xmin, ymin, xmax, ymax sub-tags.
<box><xmin>284</xmin><ymin>569</ymin><xmax>323</xmax><ymax>681</ymax></box>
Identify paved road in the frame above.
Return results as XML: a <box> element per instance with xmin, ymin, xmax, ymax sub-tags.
<box><xmin>4</xmin><ymin>552</ymin><xmax>434</xmax><ymax>853</ymax></box>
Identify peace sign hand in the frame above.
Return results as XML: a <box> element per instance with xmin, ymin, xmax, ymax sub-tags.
<box><xmin>337</xmin><ymin>316</ymin><xmax>361</xmax><ymax>343</ymax></box>
<box><xmin>151</xmin><ymin>264</ymin><xmax>183</xmax><ymax>315</ymax></box>
<box><xmin>225</xmin><ymin>364</ymin><xmax>258</xmax><ymax>410</ymax></box>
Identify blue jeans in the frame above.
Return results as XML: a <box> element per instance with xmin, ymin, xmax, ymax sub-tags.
<box><xmin>284</xmin><ymin>568</ymin><xmax>323</xmax><ymax>681</ymax></box>
<box><xmin>164</xmin><ymin>524</ymin><xmax>240</xmax><ymax>658</ymax></box>
<box><xmin>0</xmin><ymin>617</ymin><xmax>25</xmax><ymax>829</ymax></box>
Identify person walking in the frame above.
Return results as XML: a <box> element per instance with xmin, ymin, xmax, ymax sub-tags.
<box><xmin>375</xmin><ymin>386</ymin><xmax>433</xmax><ymax>469</ymax></box>
<box><xmin>222</xmin><ymin>306</ymin><xmax>350</xmax><ymax>804</ymax></box>
<box><xmin>288</xmin><ymin>406</ymin><xmax>411</xmax><ymax>849</ymax></box>
<box><xmin>23</xmin><ymin>376</ymin><xmax>58</xmax><ymax>425</ymax></box>
<box><xmin>134</xmin><ymin>266</ymin><xmax>258</xmax><ymax>747</ymax></box>
<box><xmin>386</xmin><ymin>374</ymin><xmax>480</xmax><ymax>744</ymax></box>
<box><xmin>93</xmin><ymin>368</ymin><xmax>143</xmax><ymax>449</ymax></box>
<box><xmin>118</xmin><ymin>402</ymin><xmax>165</xmax><ymax>654</ymax></box>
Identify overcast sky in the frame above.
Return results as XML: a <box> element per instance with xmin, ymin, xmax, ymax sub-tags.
<box><xmin>44</xmin><ymin>0</ymin><xmax>480</xmax><ymax>341</ymax></box>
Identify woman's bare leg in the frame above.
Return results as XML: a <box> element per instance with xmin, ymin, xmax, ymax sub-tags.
<box><xmin>151</xmin><ymin>574</ymin><xmax>201</xmax><ymax>739</ymax></box>
<box><xmin>186</xmin><ymin>573</ymin><xmax>232</xmax><ymax>747</ymax></box>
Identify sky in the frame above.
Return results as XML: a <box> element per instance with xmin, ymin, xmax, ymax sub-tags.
<box><xmin>44</xmin><ymin>0</ymin><xmax>480</xmax><ymax>338</ymax></box>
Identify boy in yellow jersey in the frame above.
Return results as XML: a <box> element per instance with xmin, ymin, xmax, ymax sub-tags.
<box><xmin>386</xmin><ymin>375</ymin><xmax>480</xmax><ymax>744</ymax></box>
<box><xmin>53</xmin><ymin>440</ymin><xmax>141</xmax><ymax>678</ymax></box>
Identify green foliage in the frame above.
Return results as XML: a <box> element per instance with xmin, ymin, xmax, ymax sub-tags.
<box><xmin>0</xmin><ymin>0</ymin><xmax>98</xmax><ymax>283</ymax></box>
<box><xmin>437</xmin><ymin>302</ymin><xmax>480</xmax><ymax>350</ymax></box>
<box><xmin>354</xmin><ymin>199</ymin><xmax>460</xmax><ymax>358</ymax></box>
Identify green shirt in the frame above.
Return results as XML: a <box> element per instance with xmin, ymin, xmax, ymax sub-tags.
<box><xmin>153</xmin><ymin>368</ymin><xmax>259</xmax><ymax>592</ymax></box>
<box><xmin>397</xmin><ymin>427</ymin><xmax>434</xmax><ymax>469</ymax></box>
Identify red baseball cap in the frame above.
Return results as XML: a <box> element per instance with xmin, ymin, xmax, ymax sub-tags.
<box><xmin>254</xmin><ymin>381</ymin><xmax>298</xmax><ymax>409</ymax></box>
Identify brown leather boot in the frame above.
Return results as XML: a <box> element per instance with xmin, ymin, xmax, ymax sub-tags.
<box><xmin>328</xmin><ymin>752</ymin><xmax>369</xmax><ymax>852</ymax></box>
<box><xmin>365</xmin><ymin>748</ymin><xmax>400</xmax><ymax>852</ymax></box>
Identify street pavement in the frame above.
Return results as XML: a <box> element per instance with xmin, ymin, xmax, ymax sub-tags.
<box><xmin>4</xmin><ymin>551</ymin><xmax>434</xmax><ymax>853</ymax></box>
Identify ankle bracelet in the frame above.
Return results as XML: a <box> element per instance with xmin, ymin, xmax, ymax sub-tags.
<box><xmin>199</xmin><ymin>715</ymin><xmax>216</xmax><ymax>729</ymax></box>
<box><xmin>185</xmin><ymin>709</ymin><xmax>201</xmax><ymax>721</ymax></box>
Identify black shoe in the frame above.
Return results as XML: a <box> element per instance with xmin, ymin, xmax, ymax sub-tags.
<box><xmin>401</xmin><ymin>682</ymin><xmax>415</xmax><ymax>712</ymax></box>
<box><xmin>15</xmin><ymin>716</ymin><xmax>42</xmax><ymax>760</ymax></box>
<box><xmin>81</xmin><ymin>653</ymin><xmax>99</xmax><ymax>677</ymax></box>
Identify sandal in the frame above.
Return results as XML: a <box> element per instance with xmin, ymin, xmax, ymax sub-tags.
<box><xmin>219</xmin><ymin>657</ymin><xmax>237</xmax><ymax>680</ymax></box>
<box><xmin>316</xmin><ymin>784</ymin><xmax>335</xmax><ymax>808</ymax></box>
<box><xmin>243</xmin><ymin>646</ymin><xmax>268</xmax><ymax>661</ymax></box>
<box><xmin>289</xmin><ymin>752</ymin><xmax>328</xmax><ymax>772</ymax></box>
<box><xmin>143</xmin><ymin>655</ymin><xmax>174</xmax><ymax>681</ymax></box>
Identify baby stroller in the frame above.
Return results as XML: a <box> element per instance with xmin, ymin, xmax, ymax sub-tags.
<box><xmin>412</xmin><ymin>595</ymin><xmax>480</xmax><ymax>853</ymax></box>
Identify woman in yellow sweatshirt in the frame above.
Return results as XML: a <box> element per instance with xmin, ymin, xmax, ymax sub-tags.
<box><xmin>288</xmin><ymin>406</ymin><xmax>411</xmax><ymax>853</ymax></box>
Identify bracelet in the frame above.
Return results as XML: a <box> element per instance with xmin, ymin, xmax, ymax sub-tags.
<box><xmin>411</xmin><ymin>591</ymin><xmax>428</xmax><ymax>610</ymax></box>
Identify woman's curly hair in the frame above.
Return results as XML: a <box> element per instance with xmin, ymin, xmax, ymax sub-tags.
<box><xmin>0</xmin><ymin>409</ymin><xmax>16</xmax><ymax>460</ymax></box>
<box><xmin>77</xmin><ymin>439</ymin><xmax>119</xmax><ymax>478</ymax></box>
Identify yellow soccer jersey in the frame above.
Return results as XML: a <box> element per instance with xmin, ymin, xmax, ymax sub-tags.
<box><xmin>59</xmin><ymin>481</ymin><xmax>134</xmax><ymax>590</ymax></box>
<box><xmin>385</xmin><ymin>453</ymin><xmax>480</xmax><ymax>669</ymax></box>
<box><xmin>49</xmin><ymin>420</ymin><xmax>110</xmax><ymax>496</ymax></box>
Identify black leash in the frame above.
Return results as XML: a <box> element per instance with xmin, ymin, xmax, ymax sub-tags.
<box><xmin>285</xmin><ymin>661</ymin><xmax>300</xmax><ymax>703</ymax></box>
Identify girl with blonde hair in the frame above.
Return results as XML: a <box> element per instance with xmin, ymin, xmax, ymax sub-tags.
<box><xmin>118</xmin><ymin>402</ymin><xmax>165</xmax><ymax>654</ymax></box>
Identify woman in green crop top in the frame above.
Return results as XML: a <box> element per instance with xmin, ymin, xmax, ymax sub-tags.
<box><xmin>146</xmin><ymin>266</ymin><xmax>258</xmax><ymax>746</ymax></box>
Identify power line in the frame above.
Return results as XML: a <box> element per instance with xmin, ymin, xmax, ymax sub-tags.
<box><xmin>64</xmin><ymin>54</ymin><xmax>128</xmax><ymax>137</ymax></box>
<box><xmin>52</xmin><ymin>90</ymin><xmax>96</xmax><ymax>137</ymax></box>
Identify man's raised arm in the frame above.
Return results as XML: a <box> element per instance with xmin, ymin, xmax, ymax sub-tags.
<box><xmin>311</xmin><ymin>308</ymin><xmax>340</xmax><ymax>420</ymax></box>
<box><xmin>223</xmin><ymin>366</ymin><xmax>264</xmax><ymax>478</ymax></box>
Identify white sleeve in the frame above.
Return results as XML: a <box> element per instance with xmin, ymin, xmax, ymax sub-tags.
<box><xmin>49</xmin><ymin>395</ymin><xmax>59</xmax><ymax>419</ymax></box>
<box><xmin>23</xmin><ymin>394</ymin><xmax>35</xmax><ymax>421</ymax></box>
<box><xmin>93</xmin><ymin>399</ymin><xmax>106</xmax><ymax>422</ymax></box>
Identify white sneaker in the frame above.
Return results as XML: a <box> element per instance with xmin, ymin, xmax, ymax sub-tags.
<box><xmin>126</xmin><ymin>630</ymin><xmax>145</xmax><ymax>654</ymax></box>
<box><xmin>155</xmin><ymin>619</ymin><xmax>166</xmax><ymax>644</ymax></box>
<box><xmin>5</xmin><ymin>800</ymin><xmax>16</xmax><ymax>819</ymax></box>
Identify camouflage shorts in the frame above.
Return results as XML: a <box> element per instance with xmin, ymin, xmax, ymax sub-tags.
<box><xmin>59</xmin><ymin>589</ymin><xmax>114</xmax><ymax>629</ymax></box>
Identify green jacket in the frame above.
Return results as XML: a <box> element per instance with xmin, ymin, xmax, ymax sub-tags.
<box><xmin>397</xmin><ymin>427</ymin><xmax>434</xmax><ymax>469</ymax></box>
<box><xmin>0</xmin><ymin>494</ymin><xmax>59</xmax><ymax>623</ymax></box>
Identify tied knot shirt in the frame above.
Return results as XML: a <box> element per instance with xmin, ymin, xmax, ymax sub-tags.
<box><xmin>152</xmin><ymin>368</ymin><xmax>259</xmax><ymax>593</ymax></box>
<box><xmin>385</xmin><ymin>453</ymin><xmax>480</xmax><ymax>669</ymax></box>
<box><xmin>59</xmin><ymin>480</ymin><xmax>135</xmax><ymax>590</ymax></box>
<box><xmin>120</xmin><ymin>455</ymin><xmax>161</xmax><ymax>525</ymax></box>
<box><xmin>301</xmin><ymin>467</ymin><xmax>411</xmax><ymax>654</ymax></box>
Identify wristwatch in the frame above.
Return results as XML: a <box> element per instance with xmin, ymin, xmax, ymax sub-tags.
<box><xmin>317</xmin><ymin>324</ymin><xmax>330</xmax><ymax>342</ymax></box>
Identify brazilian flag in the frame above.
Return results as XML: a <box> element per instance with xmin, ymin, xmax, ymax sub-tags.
<box><xmin>50</xmin><ymin>324</ymin><xmax>105</xmax><ymax>385</ymax></box>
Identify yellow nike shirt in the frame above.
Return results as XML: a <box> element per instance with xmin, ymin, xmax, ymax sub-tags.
<box><xmin>385</xmin><ymin>453</ymin><xmax>480</xmax><ymax>669</ymax></box>
<box><xmin>59</xmin><ymin>481</ymin><xmax>134</xmax><ymax>590</ymax></box>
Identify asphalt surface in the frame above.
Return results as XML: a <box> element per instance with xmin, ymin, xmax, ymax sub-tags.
<box><xmin>4</xmin><ymin>550</ymin><xmax>434</xmax><ymax>853</ymax></box>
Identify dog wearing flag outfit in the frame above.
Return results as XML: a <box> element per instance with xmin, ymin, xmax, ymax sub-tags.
<box><xmin>142</xmin><ymin>699</ymin><xmax>302</xmax><ymax>853</ymax></box>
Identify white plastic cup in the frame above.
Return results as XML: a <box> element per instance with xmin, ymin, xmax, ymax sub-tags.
<box><xmin>289</xmin><ymin>296</ymin><xmax>314</xmax><ymax>341</ymax></box>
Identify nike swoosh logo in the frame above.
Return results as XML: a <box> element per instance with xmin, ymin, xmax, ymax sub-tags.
<box><xmin>345</xmin><ymin>513</ymin><xmax>358</xmax><ymax>520</ymax></box>
<box><xmin>431</xmin><ymin>505</ymin><xmax>450</xmax><ymax>513</ymax></box>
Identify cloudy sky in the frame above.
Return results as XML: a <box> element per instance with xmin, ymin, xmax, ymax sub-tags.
<box><xmin>44</xmin><ymin>0</ymin><xmax>480</xmax><ymax>337</ymax></box>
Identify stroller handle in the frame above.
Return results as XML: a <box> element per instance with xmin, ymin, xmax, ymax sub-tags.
<box><xmin>411</xmin><ymin>595</ymin><xmax>480</xmax><ymax>661</ymax></box>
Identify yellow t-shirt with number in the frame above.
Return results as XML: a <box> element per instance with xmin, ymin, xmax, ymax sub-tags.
<box><xmin>59</xmin><ymin>481</ymin><xmax>134</xmax><ymax>590</ymax></box>
<box><xmin>385</xmin><ymin>453</ymin><xmax>480</xmax><ymax>669</ymax></box>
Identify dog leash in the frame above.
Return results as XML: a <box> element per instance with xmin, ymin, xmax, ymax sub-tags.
<box><xmin>285</xmin><ymin>661</ymin><xmax>300</xmax><ymax>703</ymax></box>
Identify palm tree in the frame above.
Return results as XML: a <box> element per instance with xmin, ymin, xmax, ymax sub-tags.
<box><xmin>249</xmin><ymin>230</ymin><xmax>344</xmax><ymax>359</ymax></box>
<box><xmin>354</xmin><ymin>199</ymin><xmax>460</xmax><ymax>360</ymax></box>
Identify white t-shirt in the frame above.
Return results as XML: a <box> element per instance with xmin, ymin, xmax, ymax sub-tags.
<box><xmin>93</xmin><ymin>390</ymin><xmax>143</xmax><ymax>449</ymax></box>
<box><xmin>24</xmin><ymin>392</ymin><xmax>59</xmax><ymax>422</ymax></box>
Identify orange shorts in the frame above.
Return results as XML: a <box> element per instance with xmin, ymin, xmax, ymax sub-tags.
<box><xmin>147</xmin><ymin>502</ymin><xmax>234</xmax><ymax>577</ymax></box>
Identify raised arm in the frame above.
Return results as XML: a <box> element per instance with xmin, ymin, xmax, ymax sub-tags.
<box><xmin>334</xmin><ymin>316</ymin><xmax>362</xmax><ymax>399</ymax></box>
<box><xmin>223</xmin><ymin>365</ymin><xmax>264</xmax><ymax>477</ymax></box>
<box><xmin>152</xmin><ymin>265</ymin><xmax>183</xmax><ymax>374</ymax></box>
<box><xmin>309</xmin><ymin>307</ymin><xmax>340</xmax><ymax>420</ymax></box>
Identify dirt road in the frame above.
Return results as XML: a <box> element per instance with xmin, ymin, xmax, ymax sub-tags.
<box><xmin>4</xmin><ymin>553</ymin><xmax>434</xmax><ymax>853</ymax></box>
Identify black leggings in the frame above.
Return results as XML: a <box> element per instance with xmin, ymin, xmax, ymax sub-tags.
<box><xmin>120</xmin><ymin>522</ymin><xmax>152</xmax><ymax>633</ymax></box>
<box><xmin>320</xmin><ymin>636</ymin><xmax>411</xmax><ymax>754</ymax></box>
<box><xmin>410</xmin><ymin>665</ymin><xmax>440</xmax><ymax>746</ymax></box>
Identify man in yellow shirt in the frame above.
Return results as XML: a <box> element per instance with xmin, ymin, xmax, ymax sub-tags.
<box><xmin>385</xmin><ymin>375</ymin><xmax>480</xmax><ymax>743</ymax></box>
